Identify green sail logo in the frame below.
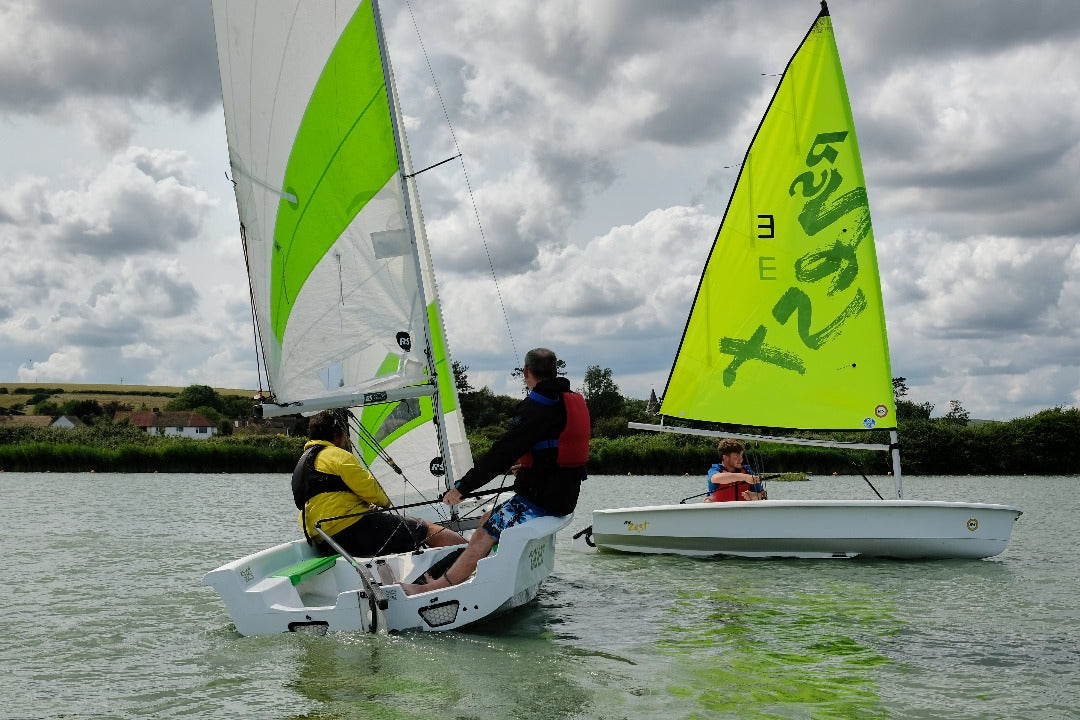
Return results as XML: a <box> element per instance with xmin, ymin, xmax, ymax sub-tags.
<box><xmin>719</xmin><ymin>131</ymin><xmax>870</xmax><ymax>387</ymax></box>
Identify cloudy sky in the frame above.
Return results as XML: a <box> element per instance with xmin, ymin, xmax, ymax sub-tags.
<box><xmin>1</xmin><ymin>0</ymin><xmax>1077</xmax><ymax>421</ymax></box>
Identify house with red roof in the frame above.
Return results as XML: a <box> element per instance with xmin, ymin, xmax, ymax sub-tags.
<box><xmin>114</xmin><ymin>410</ymin><xmax>218</xmax><ymax>439</ymax></box>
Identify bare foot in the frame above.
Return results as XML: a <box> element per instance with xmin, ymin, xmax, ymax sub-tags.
<box><xmin>401</xmin><ymin>575</ymin><xmax>451</xmax><ymax>596</ymax></box>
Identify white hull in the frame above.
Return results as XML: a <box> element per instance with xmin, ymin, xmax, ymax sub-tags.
<box><xmin>204</xmin><ymin>514</ymin><xmax>572</xmax><ymax>636</ymax></box>
<box><xmin>591</xmin><ymin>501</ymin><xmax>1021</xmax><ymax>560</ymax></box>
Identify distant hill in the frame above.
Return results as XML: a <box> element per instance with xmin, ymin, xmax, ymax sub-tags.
<box><xmin>0</xmin><ymin>382</ymin><xmax>255</xmax><ymax>414</ymax></box>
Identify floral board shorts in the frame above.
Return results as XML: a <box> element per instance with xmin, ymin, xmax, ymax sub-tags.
<box><xmin>482</xmin><ymin>495</ymin><xmax>549</xmax><ymax>541</ymax></box>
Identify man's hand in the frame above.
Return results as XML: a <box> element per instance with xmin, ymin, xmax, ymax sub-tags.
<box><xmin>442</xmin><ymin>487</ymin><xmax>464</xmax><ymax>506</ymax></box>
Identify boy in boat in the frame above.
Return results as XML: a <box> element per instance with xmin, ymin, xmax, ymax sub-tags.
<box><xmin>706</xmin><ymin>438</ymin><xmax>767</xmax><ymax>502</ymax></box>
<box><xmin>401</xmin><ymin>347</ymin><xmax>590</xmax><ymax>595</ymax></box>
<box><xmin>293</xmin><ymin>409</ymin><xmax>466</xmax><ymax>557</ymax></box>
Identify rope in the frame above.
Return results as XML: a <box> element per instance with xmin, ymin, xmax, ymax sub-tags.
<box><xmin>403</xmin><ymin>0</ymin><xmax>517</xmax><ymax>361</ymax></box>
<box><xmin>238</xmin><ymin>222</ymin><xmax>267</xmax><ymax>396</ymax></box>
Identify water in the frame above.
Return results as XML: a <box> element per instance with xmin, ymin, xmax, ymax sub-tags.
<box><xmin>1</xmin><ymin>471</ymin><xmax>1076</xmax><ymax>719</ymax></box>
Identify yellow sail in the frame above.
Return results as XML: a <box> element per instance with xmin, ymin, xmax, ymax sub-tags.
<box><xmin>660</xmin><ymin>5</ymin><xmax>896</xmax><ymax>431</ymax></box>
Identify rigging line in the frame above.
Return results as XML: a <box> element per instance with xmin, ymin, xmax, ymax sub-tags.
<box><xmin>238</xmin><ymin>223</ymin><xmax>267</xmax><ymax>394</ymax></box>
<box><xmin>403</xmin><ymin>0</ymin><xmax>518</xmax><ymax>361</ymax></box>
<box><xmin>345</xmin><ymin>410</ymin><xmax>449</xmax><ymax>517</ymax></box>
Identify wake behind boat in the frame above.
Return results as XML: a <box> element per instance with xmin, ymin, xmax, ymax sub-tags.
<box><xmin>583</xmin><ymin>2</ymin><xmax>1021</xmax><ymax>560</ymax></box>
<box><xmin>203</xmin><ymin>0</ymin><xmax>571</xmax><ymax>635</ymax></box>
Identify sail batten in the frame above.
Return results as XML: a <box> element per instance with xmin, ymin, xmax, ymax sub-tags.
<box><xmin>659</xmin><ymin>9</ymin><xmax>895</xmax><ymax>432</ymax></box>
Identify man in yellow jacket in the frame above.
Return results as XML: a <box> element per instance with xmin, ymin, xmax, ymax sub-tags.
<box><xmin>293</xmin><ymin>410</ymin><xmax>465</xmax><ymax>557</ymax></box>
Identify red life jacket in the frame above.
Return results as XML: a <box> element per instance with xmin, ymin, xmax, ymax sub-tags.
<box><xmin>517</xmin><ymin>391</ymin><xmax>590</xmax><ymax>469</ymax></box>
<box><xmin>710</xmin><ymin>480</ymin><xmax>755</xmax><ymax>502</ymax></box>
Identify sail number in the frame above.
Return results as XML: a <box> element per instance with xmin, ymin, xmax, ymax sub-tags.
<box><xmin>529</xmin><ymin>545</ymin><xmax>546</xmax><ymax>571</ymax></box>
<box><xmin>720</xmin><ymin>131</ymin><xmax>871</xmax><ymax>386</ymax></box>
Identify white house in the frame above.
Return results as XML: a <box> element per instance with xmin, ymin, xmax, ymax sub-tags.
<box><xmin>50</xmin><ymin>415</ymin><xmax>85</xmax><ymax>429</ymax></box>
<box><xmin>114</xmin><ymin>410</ymin><xmax>218</xmax><ymax>439</ymax></box>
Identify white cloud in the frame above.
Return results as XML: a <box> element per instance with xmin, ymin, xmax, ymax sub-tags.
<box><xmin>17</xmin><ymin>349</ymin><xmax>88</xmax><ymax>383</ymax></box>
<box><xmin>0</xmin><ymin>1</ymin><xmax>1077</xmax><ymax>422</ymax></box>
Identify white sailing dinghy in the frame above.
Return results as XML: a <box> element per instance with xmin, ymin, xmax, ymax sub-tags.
<box><xmin>203</xmin><ymin>0</ymin><xmax>571</xmax><ymax>636</ymax></box>
<box><xmin>586</xmin><ymin>3</ymin><xmax>1021</xmax><ymax>560</ymax></box>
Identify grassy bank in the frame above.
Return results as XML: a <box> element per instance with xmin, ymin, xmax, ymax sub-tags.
<box><xmin>0</xmin><ymin>425</ymin><xmax>303</xmax><ymax>473</ymax></box>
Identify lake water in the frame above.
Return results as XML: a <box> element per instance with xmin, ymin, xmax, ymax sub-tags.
<box><xmin>1</xmin><ymin>471</ymin><xmax>1076</xmax><ymax>719</ymax></box>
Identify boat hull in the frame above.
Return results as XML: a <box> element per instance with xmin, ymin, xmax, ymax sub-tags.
<box><xmin>591</xmin><ymin>501</ymin><xmax>1022</xmax><ymax>560</ymax></box>
<box><xmin>203</xmin><ymin>513</ymin><xmax>572</xmax><ymax>636</ymax></box>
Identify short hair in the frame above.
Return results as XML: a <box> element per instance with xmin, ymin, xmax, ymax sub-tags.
<box><xmin>308</xmin><ymin>410</ymin><xmax>347</xmax><ymax>441</ymax></box>
<box><xmin>717</xmin><ymin>438</ymin><xmax>744</xmax><ymax>456</ymax></box>
<box><xmin>524</xmin><ymin>347</ymin><xmax>558</xmax><ymax>381</ymax></box>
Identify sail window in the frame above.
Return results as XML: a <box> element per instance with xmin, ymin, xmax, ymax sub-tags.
<box><xmin>371</xmin><ymin>229</ymin><xmax>409</xmax><ymax>258</ymax></box>
<box><xmin>319</xmin><ymin>363</ymin><xmax>346</xmax><ymax>391</ymax></box>
<box><xmin>375</xmin><ymin>398</ymin><xmax>421</xmax><ymax>443</ymax></box>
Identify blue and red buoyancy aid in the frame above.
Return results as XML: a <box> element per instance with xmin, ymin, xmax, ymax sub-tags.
<box><xmin>707</xmin><ymin>463</ymin><xmax>762</xmax><ymax>502</ymax></box>
<box><xmin>516</xmin><ymin>390</ymin><xmax>590</xmax><ymax>468</ymax></box>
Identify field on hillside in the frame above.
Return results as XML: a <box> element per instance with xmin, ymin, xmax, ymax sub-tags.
<box><xmin>0</xmin><ymin>383</ymin><xmax>255</xmax><ymax>413</ymax></box>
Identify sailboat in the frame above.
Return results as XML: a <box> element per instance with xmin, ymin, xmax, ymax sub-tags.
<box><xmin>202</xmin><ymin>0</ymin><xmax>571</xmax><ymax>636</ymax></box>
<box><xmin>584</xmin><ymin>3</ymin><xmax>1021</xmax><ymax>560</ymax></box>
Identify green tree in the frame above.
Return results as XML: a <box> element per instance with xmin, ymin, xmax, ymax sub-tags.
<box><xmin>167</xmin><ymin>385</ymin><xmax>223</xmax><ymax>413</ymax></box>
<box><xmin>459</xmin><ymin>387</ymin><xmax>518</xmax><ymax>432</ymax></box>
<box><xmin>452</xmin><ymin>360</ymin><xmax>474</xmax><ymax>392</ymax></box>
<box><xmin>897</xmin><ymin>399</ymin><xmax>934</xmax><ymax>421</ymax></box>
<box><xmin>942</xmin><ymin>399</ymin><xmax>970</xmax><ymax>426</ymax></box>
<box><xmin>61</xmin><ymin>398</ymin><xmax>105</xmax><ymax>422</ymax></box>
<box><xmin>221</xmin><ymin>394</ymin><xmax>256</xmax><ymax>420</ymax></box>
<box><xmin>102</xmin><ymin>400</ymin><xmax>134</xmax><ymax>418</ymax></box>
<box><xmin>34</xmin><ymin>401</ymin><xmax>61</xmax><ymax>417</ymax></box>
<box><xmin>581</xmin><ymin>365</ymin><xmax>624</xmax><ymax>424</ymax></box>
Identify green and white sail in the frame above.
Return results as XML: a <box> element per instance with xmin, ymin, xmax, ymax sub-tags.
<box><xmin>660</xmin><ymin>4</ymin><xmax>896</xmax><ymax>431</ymax></box>
<box><xmin>212</xmin><ymin>0</ymin><xmax>471</xmax><ymax>491</ymax></box>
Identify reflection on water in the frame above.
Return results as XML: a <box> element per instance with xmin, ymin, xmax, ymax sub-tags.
<box><xmin>281</xmin><ymin>606</ymin><xmax>606</xmax><ymax>720</ymax></box>
<box><xmin>657</xmin><ymin>581</ymin><xmax>896</xmax><ymax>719</ymax></box>
<box><xmin>1</xmin><ymin>473</ymin><xmax>1078</xmax><ymax>719</ymax></box>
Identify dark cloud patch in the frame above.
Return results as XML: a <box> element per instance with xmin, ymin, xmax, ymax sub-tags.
<box><xmin>435</xmin><ymin>206</ymin><xmax>541</xmax><ymax>276</ymax></box>
<box><xmin>466</xmin><ymin>0</ymin><xmax>722</xmax><ymax>99</ymax></box>
<box><xmin>840</xmin><ymin>1</ymin><xmax>1080</xmax><ymax>70</ymax></box>
<box><xmin>551</xmin><ymin>277</ymin><xmax>639</xmax><ymax>318</ymax></box>
<box><xmin>533</xmin><ymin>144</ymin><xmax>617</xmax><ymax>215</ymax></box>
<box><xmin>54</xmin><ymin>186</ymin><xmax>204</xmax><ymax>258</ymax></box>
<box><xmin>32</xmin><ymin>147</ymin><xmax>216</xmax><ymax>259</ymax></box>
<box><xmin>49</xmin><ymin>300</ymin><xmax>144</xmax><ymax>349</ymax></box>
<box><xmin>636</xmin><ymin>62</ymin><xmax>759</xmax><ymax>147</ymax></box>
<box><xmin>0</xmin><ymin>0</ymin><xmax>219</xmax><ymax>117</ymax></box>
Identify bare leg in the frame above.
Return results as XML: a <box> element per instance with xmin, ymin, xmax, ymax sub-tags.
<box><xmin>423</xmin><ymin>520</ymin><xmax>466</xmax><ymax>547</ymax></box>
<box><xmin>401</xmin><ymin>511</ymin><xmax>495</xmax><ymax>595</ymax></box>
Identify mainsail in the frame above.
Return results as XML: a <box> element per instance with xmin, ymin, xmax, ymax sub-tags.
<box><xmin>212</xmin><ymin>0</ymin><xmax>471</xmax><ymax>493</ymax></box>
<box><xmin>660</xmin><ymin>4</ymin><xmax>896</xmax><ymax>432</ymax></box>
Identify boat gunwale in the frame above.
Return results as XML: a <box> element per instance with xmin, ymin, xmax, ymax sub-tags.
<box><xmin>594</xmin><ymin>499</ymin><xmax>1023</xmax><ymax>515</ymax></box>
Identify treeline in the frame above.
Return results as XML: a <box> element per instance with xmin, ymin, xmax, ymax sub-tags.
<box><xmin>459</xmin><ymin>367</ymin><xmax>1080</xmax><ymax>476</ymax></box>
<box><xmin>0</xmin><ymin>423</ymin><xmax>302</xmax><ymax>473</ymax></box>
<box><xmin>0</xmin><ymin>374</ymin><xmax>1077</xmax><ymax>475</ymax></box>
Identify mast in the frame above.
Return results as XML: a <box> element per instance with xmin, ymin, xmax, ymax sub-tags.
<box><xmin>369</xmin><ymin>0</ymin><xmax>458</xmax><ymax>489</ymax></box>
